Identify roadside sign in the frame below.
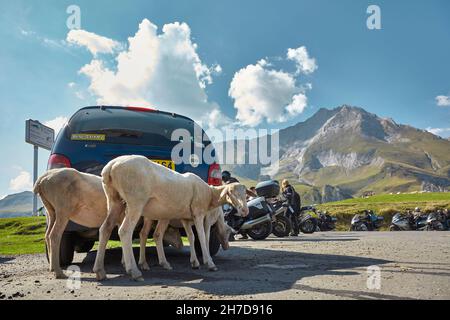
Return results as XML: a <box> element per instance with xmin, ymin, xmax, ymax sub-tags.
<box><xmin>25</xmin><ymin>119</ymin><xmax>55</xmax><ymax>151</ymax></box>
<box><xmin>25</xmin><ymin>119</ymin><xmax>55</xmax><ymax>216</ymax></box>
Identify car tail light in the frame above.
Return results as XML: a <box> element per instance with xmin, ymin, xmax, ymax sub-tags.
<box><xmin>48</xmin><ymin>154</ymin><xmax>71</xmax><ymax>169</ymax></box>
<box><xmin>125</xmin><ymin>106</ymin><xmax>157</xmax><ymax>112</ymax></box>
<box><xmin>208</xmin><ymin>163</ymin><xmax>222</xmax><ymax>186</ymax></box>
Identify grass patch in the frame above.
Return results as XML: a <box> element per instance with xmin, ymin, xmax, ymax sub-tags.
<box><xmin>0</xmin><ymin>217</ymin><xmax>47</xmax><ymax>255</ymax></box>
<box><xmin>0</xmin><ymin>217</ymin><xmax>189</xmax><ymax>256</ymax></box>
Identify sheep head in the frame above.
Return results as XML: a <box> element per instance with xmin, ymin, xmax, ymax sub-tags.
<box><xmin>219</xmin><ymin>183</ymin><xmax>249</xmax><ymax>217</ymax></box>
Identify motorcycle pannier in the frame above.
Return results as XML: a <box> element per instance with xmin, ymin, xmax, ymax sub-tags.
<box><xmin>255</xmin><ymin>180</ymin><xmax>280</xmax><ymax>198</ymax></box>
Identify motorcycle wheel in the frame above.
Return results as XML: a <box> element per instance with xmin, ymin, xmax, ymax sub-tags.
<box><xmin>247</xmin><ymin>221</ymin><xmax>273</xmax><ymax>240</ymax></box>
<box><xmin>427</xmin><ymin>223</ymin><xmax>444</xmax><ymax>231</ymax></box>
<box><xmin>272</xmin><ymin>215</ymin><xmax>292</xmax><ymax>238</ymax></box>
<box><xmin>356</xmin><ymin>223</ymin><xmax>369</xmax><ymax>231</ymax></box>
<box><xmin>300</xmin><ymin>218</ymin><xmax>317</xmax><ymax>234</ymax></box>
<box><xmin>389</xmin><ymin>225</ymin><xmax>400</xmax><ymax>231</ymax></box>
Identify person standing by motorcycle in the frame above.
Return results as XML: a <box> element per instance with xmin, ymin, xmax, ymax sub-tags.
<box><xmin>281</xmin><ymin>179</ymin><xmax>301</xmax><ymax>236</ymax></box>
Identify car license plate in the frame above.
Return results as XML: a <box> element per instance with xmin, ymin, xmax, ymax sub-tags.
<box><xmin>150</xmin><ymin>159</ymin><xmax>175</xmax><ymax>170</ymax></box>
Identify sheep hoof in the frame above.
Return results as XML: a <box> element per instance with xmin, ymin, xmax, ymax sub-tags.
<box><xmin>95</xmin><ymin>270</ymin><xmax>107</xmax><ymax>281</ymax></box>
<box><xmin>133</xmin><ymin>276</ymin><xmax>145</xmax><ymax>282</ymax></box>
<box><xmin>139</xmin><ymin>263</ymin><xmax>150</xmax><ymax>271</ymax></box>
<box><xmin>55</xmin><ymin>272</ymin><xmax>68</xmax><ymax>279</ymax></box>
<box><xmin>160</xmin><ymin>262</ymin><xmax>173</xmax><ymax>270</ymax></box>
<box><xmin>130</xmin><ymin>269</ymin><xmax>143</xmax><ymax>281</ymax></box>
<box><xmin>191</xmin><ymin>262</ymin><xmax>200</xmax><ymax>269</ymax></box>
<box><xmin>208</xmin><ymin>266</ymin><xmax>218</xmax><ymax>272</ymax></box>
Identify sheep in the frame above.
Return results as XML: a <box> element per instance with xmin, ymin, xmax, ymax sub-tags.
<box><xmin>139</xmin><ymin>206</ymin><xmax>234</xmax><ymax>272</ymax></box>
<box><xmin>33</xmin><ymin>168</ymin><xmax>183</xmax><ymax>279</ymax></box>
<box><xmin>93</xmin><ymin>155</ymin><xmax>248</xmax><ymax>281</ymax></box>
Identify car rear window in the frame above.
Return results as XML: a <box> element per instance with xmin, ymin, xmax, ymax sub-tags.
<box><xmin>67</xmin><ymin>107</ymin><xmax>202</xmax><ymax>146</ymax></box>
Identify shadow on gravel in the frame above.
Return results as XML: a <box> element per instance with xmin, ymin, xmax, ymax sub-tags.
<box><xmin>73</xmin><ymin>243</ymin><xmax>395</xmax><ymax>299</ymax></box>
<box><xmin>0</xmin><ymin>257</ymin><xmax>15</xmax><ymax>264</ymax></box>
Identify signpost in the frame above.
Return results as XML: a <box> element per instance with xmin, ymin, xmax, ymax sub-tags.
<box><xmin>25</xmin><ymin>120</ymin><xmax>55</xmax><ymax>216</ymax></box>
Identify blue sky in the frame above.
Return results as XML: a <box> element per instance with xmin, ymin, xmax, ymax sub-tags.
<box><xmin>0</xmin><ymin>0</ymin><xmax>449</xmax><ymax>197</ymax></box>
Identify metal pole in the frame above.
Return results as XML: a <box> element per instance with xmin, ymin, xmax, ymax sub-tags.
<box><xmin>33</xmin><ymin>145</ymin><xmax>38</xmax><ymax>216</ymax></box>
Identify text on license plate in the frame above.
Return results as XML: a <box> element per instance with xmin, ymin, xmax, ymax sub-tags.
<box><xmin>150</xmin><ymin>159</ymin><xmax>175</xmax><ymax>170</ymax></box>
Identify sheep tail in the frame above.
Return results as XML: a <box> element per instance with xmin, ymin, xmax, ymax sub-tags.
<box><xmin>101</xmin><ymin>161</ymin><xmax>113</xmax><ymax>186</ymax></box>
<box><xmin>33</xmin><ymin>172</ymin><xmax>47</xmax><ymax>195</ymax></box>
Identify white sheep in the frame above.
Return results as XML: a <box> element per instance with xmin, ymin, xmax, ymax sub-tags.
<box><xmin>33</xmin><ymin>168</ymin><xmax>182</xmax><ymax>279</ymax></box>
<box><xmin>93</xmin><ymin>155</ymin><xmax>248</xmax><ymax>281</ymax></box>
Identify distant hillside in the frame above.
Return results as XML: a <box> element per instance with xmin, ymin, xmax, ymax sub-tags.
<box><xmin>0</xmin><ymin>191</ymin><xmax>41</xmax><ymax>218</ymax></box>
<box><xmin>224</xmin><ymin>105</ymin><xmax>450</xmax><ymax>203</ymax></box>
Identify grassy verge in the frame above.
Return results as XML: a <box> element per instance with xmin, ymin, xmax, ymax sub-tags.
<box><xmin>0</xmin><ymin>217</ymin><xmax>47</xmax><ymax>255</ymax></box>
<box><xmin>318</xmin><ymin>192</ymin><xmax>450</xmax><ymax>230</ymax></box>
<box><xmin>0</xmin><ymin>217</ymin><xmax>189</xmax><ymax>256</ymax></box>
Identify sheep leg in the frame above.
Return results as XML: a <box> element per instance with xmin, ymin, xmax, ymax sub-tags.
<box><xmin>205</xmin><ymin>221</ymin><xmax>212</xmax><ymax>255</ymax></box>
<box><xmin>193</xmin><ymin>215</ymin><xmax>217</xmax><ymax>271</ymax></box>
<box><xmin>138</xmin><ymin>219</ymin><xmax>153</xmax><ymax>271</ymax></box>
<box><xmin>154</xmin><ymin>220</ymin><xmax>172</xmax><ymax>270</ymax></box>
<box><xmin>93</xmin><ymin>202</ymin><xmax>123</xmax><ymax>281</ymax></box>
<box><xmin>44</xmin><ymin>206</ymin><xmax>56</xmax><ymax>270</ymax></box>
<box><xmin>118</xmin><ymin>205</ymin><xmax>144</xmax><ymax>281</ymax></box>
<box><xmin>49</xmin><ymin>214</ymin><xmax>69</xmax><ymax>279</ymax></box>
<box><xmin>182</xmin><ymin>220</ymin><xmax>200</xmax><ymax>269</ymax></box>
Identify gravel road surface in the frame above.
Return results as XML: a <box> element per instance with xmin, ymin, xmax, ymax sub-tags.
<box><xmin>1</xmin><ymin>231</ymin><xmax>449</xmax><ymax>300</ymax></box>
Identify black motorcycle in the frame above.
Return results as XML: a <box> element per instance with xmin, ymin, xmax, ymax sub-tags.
<box><xmin>267</xmin><ymin>197</ymin><xmax>293</xmax><ymax>238</ymax></box>
<box><xmin>350</xmin><ymin>210</ymin><xmax>384</xmax><ymax>231</ymax></box>
<box><xmin>297</xmin><ymin>206</ymin><xmax>319</xmax><ymax>234</ymax></box>
<box><xmin>316</xmin><ymin>211</ymin><xmax>337</xmax><ymax>231</ymax></box>
<box><xmin>224</xmin><ymin>180</ymin><xmax>282</xmax><ymax>240</ymax></box>
<box><xmin>425</xmin><ymin>211</ymin><xmax>448</xmax><ymax>231</ymax></box>
<box><xmin>389</xmin><ymin>212</ymin><xmax>428</xmax><ymax>231</ymax></box>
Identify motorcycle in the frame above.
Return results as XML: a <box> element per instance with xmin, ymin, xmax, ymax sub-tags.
<box><xmin>316</xmin><ymin>211</ymin><xmax>337</xmax><ymax>231</ymax></box>
<box><xmin>389</xmin><ymin>212</ymin><xmax>428</xmax><ymax>231</ymax></box>
<box><xmin>425</xmin><ymin>211</ymin><xmax>448</xmax><ymax>231</ymax></box>
<box><xmin>268</xmin><ymin>199</ymin><xmax>293</xmax><ymax>237</ymax></box>
<box><xmin>350</xmin><ymin>210</ymin><xmax>384</xmax><ymax>231</ymax></box>
<box><xmin>297</xmin><ymin>206</ymin><xmax>319</xmax><ymax>234</ymax></box>
<box><xmin>224</xmin><ymin>180</ymin><xmax>283</xmax><ymax>240</ymax></box>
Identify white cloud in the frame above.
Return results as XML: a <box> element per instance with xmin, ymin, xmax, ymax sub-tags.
<box><xmin>44</xmin><ymin>116</ymin><xmax>68</xmax><ymax>135</ymax></box>
<box><xmin>286</xmin><ymin>93</ymin><xmax>308</xmax><ymax>115</ymax></box>
<box><xmin>436</xmin><ymin>95</ymin><xmax>450</xmax><ymax>107</ymax></box>
<box><xmin>204</xmin><ymin>108</ymin><xmax>235</xmax><ymax>130</ymax></box>
<box><xmin>67</xmin><ymin>82</ymin><xmax>85</xmax><ymax>100</ymax></box>
<box><xmin>9</xmin><ymin>170</ymin><xmax>33</xmax><ymax>192</ymax></box>
<box><xmin>229</xmin><ymin>59</ymin><xmax>310</xmax><ymax>127</ymax></box>
<box><xmin>426</xmin><ymin>127</ymin><xmax>450</xmax><ymax>137</ymax></box>
<box><xmin>287</xmin><ymin>46</ymin><xmax>318</xmax><ymax>75</ymax></box>
<box><xmin>67</xmin><ymin>29</ymin><xmax>121</xmax><ymax>56</ymax></box>
<box><xmin>75</xmin><ymin>19</ymin><xmax>221</xmax><ymax>123</ymax></box>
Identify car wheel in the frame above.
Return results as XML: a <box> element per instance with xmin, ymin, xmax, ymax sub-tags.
<box><xmin>75</xmin><ymin>240</ymin><xmax>95</xmax><ymax>253</ymax></box>
<box><xmin>194</xmin><ymin>228</ymin><xmax>221</xmax><ymax>257</ymax></box>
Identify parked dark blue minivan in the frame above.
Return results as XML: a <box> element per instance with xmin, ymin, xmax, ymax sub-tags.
<box><xmin>48</xmin><ymin>106</ymin><xmax>222</xmax><ymax>264</ymax></box>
